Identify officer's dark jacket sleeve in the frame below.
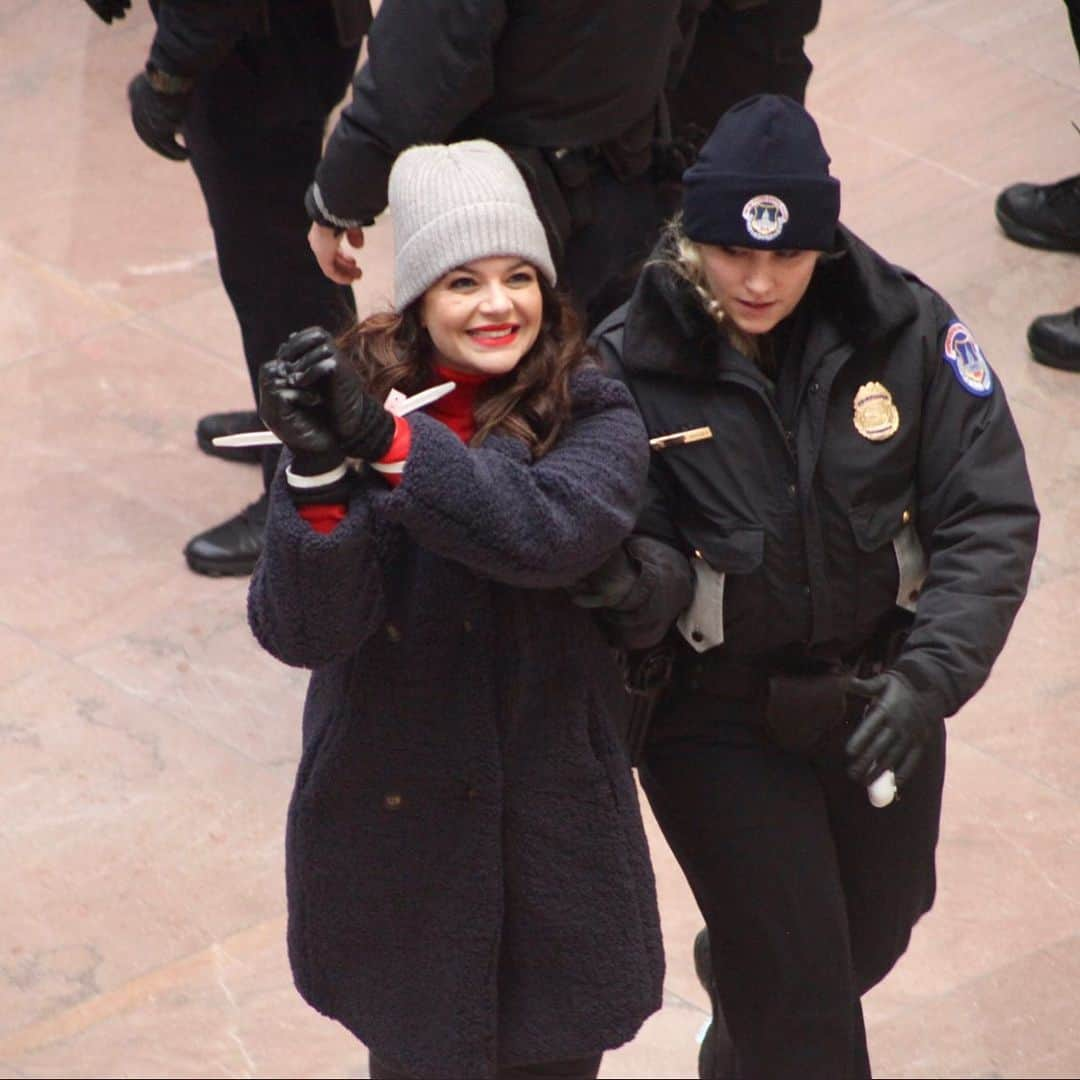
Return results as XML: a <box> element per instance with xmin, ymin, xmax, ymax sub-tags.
<box><xmin>590</xmin><ymin>332</ymin><xmax>695</xmax><ymax>650</ymax></box>
<box><xmin>892</xmin><ymin>294</ymin><xmax>1039</xmax><ymax>720</ymax></box>
<box><xmin>149</xmin><ymin>0</ymin><xmax>265</xmax><ymax>77</ymax></box>
<box><xmin>313</xmin><ymin>0</ymin><xmax>508</xmax><ymax>226</ymax></box>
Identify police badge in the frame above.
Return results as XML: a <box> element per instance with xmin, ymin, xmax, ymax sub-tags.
<box><xmin>853</xmin><ymin>381</ymin><xmax>900</xmax><ymax>442</ymax></box>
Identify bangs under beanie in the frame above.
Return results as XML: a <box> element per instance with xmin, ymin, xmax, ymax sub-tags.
<box><xmin>389</xmin><ymin>139</ymin><xmax>557</xmax><ymax>311</ymax></box>
<box><xmin>682</xmin><ymin>94</ymin><xmax>841</xmax><ymax>251</ymax></box>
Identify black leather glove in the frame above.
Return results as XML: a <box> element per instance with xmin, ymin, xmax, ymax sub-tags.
<box><xmin>258</xmin><ymin>357</ymin><xmax>344</xmax><ymax>479</ymax></box>
<box><xmin>571</xmin><ymin>544</ymin><xmax>640</xmax><ymax>609</ymax></box>
<box><xmin>83</xmin><ymin>0</ymin><xmax>130</xmax><ymax>23</ymax></box>
<box><xmin>127</xmin><ymin>67</ymin><xmax>193</xmax><ymax>162</ymax></box>
<box><xmin>276</xmin><ymin>327</ymin><xmax>395</xmax><ymax>461</ymax></box>
<box><xmin>845</xmin><ymin>671</ymin><xmax>937</xmax><ymax>787</ymax></box>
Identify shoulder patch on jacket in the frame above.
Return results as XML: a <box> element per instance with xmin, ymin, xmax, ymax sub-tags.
<box><xmin>942</xmin><ymin>321</ymin><xmax>994</xmax><ymax>397</ymax></box>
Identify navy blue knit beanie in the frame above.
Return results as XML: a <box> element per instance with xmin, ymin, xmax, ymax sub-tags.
<box><xmin>682</xmin><ymin>94</ymin><xmax>840</xmax><ymax>251</ymax></box>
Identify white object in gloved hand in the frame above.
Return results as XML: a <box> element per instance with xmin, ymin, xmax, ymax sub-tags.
<box><xmin>868</xmin><ymin>769</ymin><xmax>897</xmax><ymax>808</ymax></box>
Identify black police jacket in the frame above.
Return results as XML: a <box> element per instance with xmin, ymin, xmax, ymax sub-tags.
<box><xmin>311</xmin><ymin>0</ymin><xmax>692</xmax><ymax>226</ymax></box>
<box><xmin>148</xmin><ymin>0</ymin><xmax>370</xmax><ymax>76</ymax></box>
<box><xmin>595</xmin><ymin>226</ymin><xmax>1039</xmax><ymax>721</ymax></box>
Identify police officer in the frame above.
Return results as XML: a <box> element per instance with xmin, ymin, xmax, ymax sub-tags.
<box><xmin>303</xmin><ymin>0</ymin><xmax>699</xmax><ymax>330</ymax></box>
<box><xmin>84</xmin><ymin>0</ymin><xmax>368</xmax><ymax>575</ymax></box>
<box><xmin>581</xmin><ymin>96</ymin><xmax>1040</xmax><ymax>1078</ymax></box>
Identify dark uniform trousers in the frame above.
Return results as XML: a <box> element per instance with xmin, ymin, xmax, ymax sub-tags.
<box><xmin>1067</xmin><ymin>0</ymin><xmax>1080</xmax><ymax>63</ymax></box>
<box><xmin>368</xmin><ymin>1052</ymin><xmax>603</xmax><ymax>1080</ymax></box>
<box><xmin>561</xmin><ymin>165</ymin><xmax>667</xmax><ymax>332</ymax></box>
<box><xmin>667</xmin><ymin>0</ymin><xmax>822</xmax><ymax>136</ymax></box>
<box><xmin>639</xmin><ymin>661</ymin><xmax>946</xmax><ymax>1080</ymax></box>
<box><xmin>181</xmin><ymin>1</ymin><xmax>360</xmax><ymax>489</ymax></box>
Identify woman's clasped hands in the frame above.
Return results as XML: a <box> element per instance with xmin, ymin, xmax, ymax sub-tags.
<box><xmin>258</xmin><ymin>326</ymin><xmax>396</xmax><ymax>474</ymax></box>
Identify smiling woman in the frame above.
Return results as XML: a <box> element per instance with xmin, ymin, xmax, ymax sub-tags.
<box><xmin>247</xmin><ymin>140</ymin><xmax>663</xmax><ymax>1080</ymax></box>
<box><xmin>420</xmin><ymin>257</ymin><xmax>543</xmax><ymax>376</ymax></box>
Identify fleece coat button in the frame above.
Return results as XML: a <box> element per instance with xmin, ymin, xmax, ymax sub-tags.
<box><xmin>383</xmin><ymin>793</ymin><xmax>403</xmax><ymax>810</ymax></box>
<box><xmin>385</xmin><ymin>622</ymin><xmax>402</xmax><ymax>643</ymax></box>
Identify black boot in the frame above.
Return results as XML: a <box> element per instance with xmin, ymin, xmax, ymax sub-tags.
<box><xmin>995</xmin><ymin>173</ymin><xmax>1080</xmax><ymax>252</ymax></box>
<box><xmin>196</xmin><ymin>410</ymin><xmax>263</xmax><ymax>464</ymax></box>
<box><xmin>183</xmin><ymin>493</ymin><xmax>267</xmax><ymax>576</ymax></box>
<box><xmin>693</xmin><ymin>928</ymin><xmax>737</xmax><ymax>1079</ymax></box>
<box><xmin>1028</xmin><ymin>307</ymin><xmax>1080</xmax><ymax>372</ymax></box>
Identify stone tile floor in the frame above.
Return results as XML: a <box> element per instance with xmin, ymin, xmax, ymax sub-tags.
<box><xmin>2</xmin><ymin>0</ymin><xmax>1078</xmax><ymax>1076</ymax></box>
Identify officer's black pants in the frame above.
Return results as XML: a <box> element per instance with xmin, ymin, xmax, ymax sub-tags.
<box><xmin>367</xmin><ymin>1050</ymin><xmax>603</xmax><ymax>1079</ymax></box>
<box><xmin>639</xmin><ymin>688</ymin><xmax>946</xmax><ymax>1080</ymax></box>
<box><xmin>181</xmin><ymin>0</ymin><xmax>359</xmax><ymax>489</ymax></box>
<box><xmin>668</xmin><ymin>0</ymin><xmax>822</xmax><ymax>136</ymax></box>
<box><xmin>1067</xmin><ymin>0</ymin><xmax>1080</xmax><ymax>64</ymax></box>
<box><xmin>561</xmin><ymin>164</ymin><xmax>668</xmax><ymax>332</ymax></box>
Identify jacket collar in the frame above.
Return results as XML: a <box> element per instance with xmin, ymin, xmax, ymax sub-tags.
<box><xmin>620</xmin><ymin>225</ymin><xmax>920</xmax><ymax>380</ymax></box>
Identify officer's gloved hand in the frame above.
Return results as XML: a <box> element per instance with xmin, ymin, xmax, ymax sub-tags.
<box><xmin>571</xmin><ymin>544</ymin><xmax>640</xmax><ymax>609</ymax></box>
<box><xmin>127</xmin><ymin>66</ymin><xmax>194</xmax><ymax>162</ymax></box>
<box><xmin>278</xmin><ymin>327</ymin><xmax>395</xmax><ymax>461</ymax></box>
<box><xmin>258</xmin><ymin>356</ymin><xmax>345</xmax><ymax>480</ymax></box>
<box><xmin>845</xmin><ymin>671</ymin><xmax>936</xmax><ymax>788</ymax></box>
<box><xmin>83</xmin><ymin>0</ymin><xmax>130</xmax><ymax>24</ymax></box>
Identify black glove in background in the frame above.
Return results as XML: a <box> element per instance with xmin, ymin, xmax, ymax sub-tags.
<box><xmin>846</xmin><ymin>670</ymin><xmax>937</xmax><ymax>787</ymax></box>
<box><xmin>275</xmin><ymin>327</ymin><xmax>395</xmax><ymax>461</ymax></box>
<box><xmin>83</xmin><ymin>0</ymin><xmax>130</xmax><ymax>24</ymax></box>
<box><xmin>127</xmin><ymin>71</ymin><xmax>191</xmax><ymax>162</ymax></box>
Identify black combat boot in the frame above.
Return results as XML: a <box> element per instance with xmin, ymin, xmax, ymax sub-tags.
<box><xmin>196</xmin><ymin>410</ymin><xmax>263</xmax><ymax>464</ymax></box>
<box><xmin>995</xmin><ymin>173</ymin><xmax>1080</xmax><ymax>252</ymax></box>
<box><xmin>1028</xmin><ymin>307</ymin><xmax>1080</xmax><ymax>372</ymax></box>
<box><xmin>183</xmin><ymin>493</ymin><xmax>267</xmax><ymax>576</ymax></box>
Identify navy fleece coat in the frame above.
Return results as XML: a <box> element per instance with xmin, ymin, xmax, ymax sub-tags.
<box><xmin>248</xmin><ymin>367</ymin><xmax>663</xmax><ymax>1079</ymax></box>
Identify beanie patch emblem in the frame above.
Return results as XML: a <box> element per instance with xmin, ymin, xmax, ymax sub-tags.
<box><xmin>742</xmin><ymin>195</ymin><xmax>789</xmax><ymax>242</ymax></box>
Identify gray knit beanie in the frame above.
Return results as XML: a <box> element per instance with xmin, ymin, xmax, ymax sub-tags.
<box><xmin>389</xmin><ymin>139</ymin><xmax>557</xmax><ymax>311</ymax></box>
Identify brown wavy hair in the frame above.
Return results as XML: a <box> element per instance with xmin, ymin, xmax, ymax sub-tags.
<box><xmin>336</xmin><ymin>277</ymin><xmax>592</xmax><ymax>459</ymax></box>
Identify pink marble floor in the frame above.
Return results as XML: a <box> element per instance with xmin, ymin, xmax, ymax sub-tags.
<box><xmin>2</xmin><ymin>1</ymin><xmax>1079</xmax><ymax>1077</ymax></box>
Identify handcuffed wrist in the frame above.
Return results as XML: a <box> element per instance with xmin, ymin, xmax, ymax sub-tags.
<box><xmin>304</xmin><ymin>181</ymin><xmax>369</xmax><ymax>232</ymax></box>
<box><xmin>282</xmin><ymin>449</ymin><xmax>345</xmax><ymax>479</ymax></box>
<box><xmin>287</xmin><ymin>463</ymin><xmax>348</xmax><ymax>488</ymax></box>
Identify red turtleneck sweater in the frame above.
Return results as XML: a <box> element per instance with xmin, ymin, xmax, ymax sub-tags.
<box><xmin>297</xmin><ymin>365</ymin><xmax>489</xmax><ymax>534</ymax></box>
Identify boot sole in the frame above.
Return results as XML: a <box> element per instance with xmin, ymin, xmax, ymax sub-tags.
<box><xmin>996</xmin><ymin>207</ymin><xmax>1080</xmax><ymax>253</ymax></box>
<box><xmin>183</xmin><ymin>551</ymin><xmax>260</xmax><ymax>576</ymax></box>
<box><xmin>1030</xmin><ymin>340</ymin><xmax>1080</xmax><ymax>372</ymax></box>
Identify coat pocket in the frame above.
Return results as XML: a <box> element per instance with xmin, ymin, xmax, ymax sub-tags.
<box><xmin>676</xmin><ymin>524</ymin><xmax>764</xmax><ymax>652</ymax></box>
<box><xmin>848</xmin><ymin>484</ymin><xmax>926</xmax><ymax>621</ymax></box>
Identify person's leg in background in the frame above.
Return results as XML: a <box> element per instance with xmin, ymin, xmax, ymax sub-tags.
<box><xmin>638</xmin><ymin>693</ymin><xmax>870</xmax><ymax>1080</ymax></box>
<box><xmin>368</xmin><ymin>1050</ymin><xmax>603</xmax><ymax>1079</ymax></box>
<box><xmin>993</xmin><ymin>0</ymin><xmax>1080</xmax><ymax>373</ymax></box>
<box><xmin>182</xmin><ymin>1</ymin><xmax>359</xmax><ymax>575</ymax></box>
<box><xmin>560</xmin><ymin>165</ymin><xmax>667</xmax><ymax>331</ymax></box>
<box><xmin>666</xmin><ymin>0</ymin><xmax>822</xmax><ymax>139</ymax></box>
